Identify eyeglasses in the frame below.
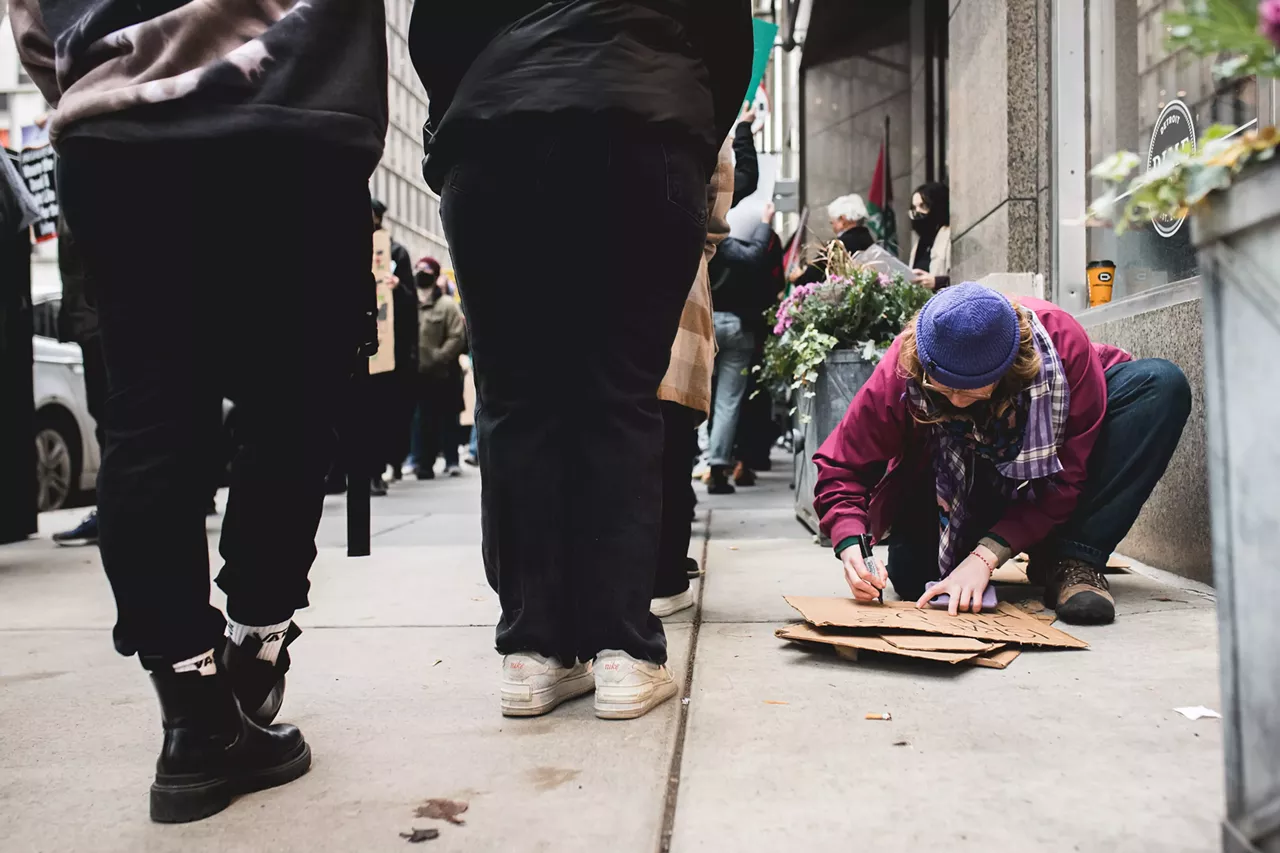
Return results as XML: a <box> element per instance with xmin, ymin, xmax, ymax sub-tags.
<box><xmin>920</xmin><ymin>377</ymin><xmax>994</xmax><ymax>401</ymax></box>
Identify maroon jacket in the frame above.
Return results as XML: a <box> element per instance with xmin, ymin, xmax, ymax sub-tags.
<box><xmin>813</xmin><ymin>298</ymin><xmax>1131</xmax><ymax>554</ymax></box>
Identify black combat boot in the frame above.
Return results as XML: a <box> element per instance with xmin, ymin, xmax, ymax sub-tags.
<box><xmin>147</xmin><ymin>660</ymin><xmax>311</xmax><ymax>823</ymax></box>
<box><xmin>221</xmin><ymin>622</ymin><xmax>302</xmax><ymax>727</ymax></box>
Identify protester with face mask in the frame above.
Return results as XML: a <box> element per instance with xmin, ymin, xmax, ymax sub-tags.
<box><xmin>909</xmin><ymin>182</ymin><xmax>952</xmax><ymax>291</ymax></box>
<box><xmin>814</xmin><ymin>283</ymin><xmax>1191</xmax><ymax>626</ymax></box>
<box><xmin>413</xmin><ymin>257</ymin><xmax>467</xmax><ymax>480</ymax></box>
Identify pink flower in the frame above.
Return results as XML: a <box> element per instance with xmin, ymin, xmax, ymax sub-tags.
<box><xmin>1262</xmin><ymin>0</ymin><xmax>1280</xmax><ymax>46</ymax></box>
<box><xmin>877</xmin><ymin>273</ymin><xmax>892</xmax><ymax>287</ymax></box>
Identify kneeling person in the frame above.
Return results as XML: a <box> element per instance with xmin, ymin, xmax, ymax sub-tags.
<box><xmin>813</xmin><ymin>283</ymin><xmax>1190</xmax><ymax>625</ymax></box>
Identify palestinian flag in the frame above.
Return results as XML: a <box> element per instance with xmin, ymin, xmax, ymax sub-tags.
<box><xmin>866</xmin><ymin>124</ymin><xmax>899</xmax><ymax>256</ymax></box>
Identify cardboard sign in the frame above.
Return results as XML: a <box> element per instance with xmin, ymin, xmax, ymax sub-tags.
<box><xmin>972</xmin><ymin>647</ymin><xmax>1022</xmax><ymax>670</ymax></box>
<box><xmin>18</xmin><ymin>142</ymin><xmax>57</xmax><ymax>243</ymax></box>
<box><xmin>780</xmin><ymin>624</ymin><xmax>1026</xmax><ymax>669</ymax></box>
<box><xmin>369</xmin><ymin>229</ymin><xmax>395</xmax><ymax>375</ymax></box>
<box><xmin>782</xmin><ymin>597</ymin><xmax>1089</xmax><ymax>650</ymax></box>
<box><xmin>777</xmin><ymin>623</ymin><xmax>986</xmax><ymax>665</ymax></box>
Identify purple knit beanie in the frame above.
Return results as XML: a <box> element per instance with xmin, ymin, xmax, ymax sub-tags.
<box><xmin>914</xmin><ymin>283</ymin><xmax>1020</xmax><ymax>390</ymax></box>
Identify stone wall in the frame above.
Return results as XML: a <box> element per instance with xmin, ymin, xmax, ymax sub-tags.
<box><xmin>947</xmin><ymin>0</ymin><xmax>1052</xmax><ymax>286</ymax></box>
<box><xmin>802</xmin><ymin>38</ymin><xmax>913</xmax><ymax>250</ymax></box>
<box><xmin>1081</xmin><ymin>298</ymin><xmax>1212</xmax><ymax>583</ymax></box>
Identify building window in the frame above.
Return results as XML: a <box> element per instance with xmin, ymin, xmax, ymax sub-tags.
<box><xmin>1085</xmin><ymin>0</ymin><xmax>1263</xmax><ymax>300</ymax></box>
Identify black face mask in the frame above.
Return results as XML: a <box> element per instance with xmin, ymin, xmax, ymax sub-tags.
<box><xmin>910</xmin><ymin>210</ymin><xmax>944</xmax><ymax>236</ymax></box>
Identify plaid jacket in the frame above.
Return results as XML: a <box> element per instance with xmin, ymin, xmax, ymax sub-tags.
<box><xmin>658</xmin><ymin>136</ymin><xmax>734</xmax><ymax>418</ymax></box>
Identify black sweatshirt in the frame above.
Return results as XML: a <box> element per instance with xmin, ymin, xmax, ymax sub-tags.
<box><xmin>409</xmin><ymin>0</ymin><xmax>754</xmax><ymax>191</ymax></box>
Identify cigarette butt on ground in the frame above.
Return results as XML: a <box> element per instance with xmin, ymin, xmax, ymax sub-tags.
<box><xmin>865</xmin><ymin>712</ymin><xmax>892</xmax><ymax>721</ymax></box>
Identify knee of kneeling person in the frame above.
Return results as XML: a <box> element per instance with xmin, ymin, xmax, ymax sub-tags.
<box><xmin>1140</xmin><ymin>358</ymin><xmax>1192</xmax><ymax>421</ymax></box>
<box><xmin>886</xmin><ymin>564</ymin><xmax>929</xmax><ymax>602</ymax></box>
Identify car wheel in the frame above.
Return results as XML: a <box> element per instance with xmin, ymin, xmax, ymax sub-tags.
<box><xmin>35</xmin><ymin>412</ymin><xmax>81</xmax><ymax>512</ymax></box>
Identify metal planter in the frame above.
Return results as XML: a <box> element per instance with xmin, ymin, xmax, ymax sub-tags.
<box><xmin>1193</xmin><ymin>163</ymin><xmax>1280</xmax><ymax>853</ymax></box>
<box><xmin>794</xmin><ymin>348</ymin><xmax>875</xmax><ymax>537</ymax></box>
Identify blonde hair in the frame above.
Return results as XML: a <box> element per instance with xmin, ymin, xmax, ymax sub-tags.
<box><xmin>896</xmin><ymin>298</ymin><xmax>1042</xmax><ymax>424</ymax></box>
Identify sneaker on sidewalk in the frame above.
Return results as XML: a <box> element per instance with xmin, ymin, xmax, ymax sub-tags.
<box><xmin>501</xmin><ymin>653</ymin><xmax>594</xmax><ymax>717</ymax></box>
<box><xmin>684</xmin><ymin>557</ymin><xmax>702</xmax><ymax>579</ymax></box>
<box><xmin>1045</xmin><ymin>558</ymin><xmax>1115</xmax><ymax>625</ymax></box>
<box><xmin>371</xmin><ymin>476</ymin><xmax>388</xmax><ymax>497</ymax></box>
<box><xmin>732</xmin><ymin>461</ymin><xmax>757</xmax><ymax>487</ymax></box>
<box><xmin>651</xmin><ymin>587</ymin><xmax>695</xmax><ymax>617</ymax></box>
<box><xmin>593</xmin><ymin>650</ymin><xmax>678</xmax><ymax>720</ymax></box>
<box><xmin>706</xmin><ymin>466</ymin><xmax>735</xmax><ymax>495</ymax></box>
<box><xmin>445</xmin><ymin>465</ymin><xmax>462</xmax><ymax>478</ymax></box>
<box><xmin>52</xmin><ymin>511</ymin><xmax>98</xmax><ymax>547</ymax></box>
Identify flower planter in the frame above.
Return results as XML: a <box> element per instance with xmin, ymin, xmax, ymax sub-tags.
<box><xmin>793</xmin><ymin>349</ymin><xmax>875</xmax><ymax>538</ymax></box>
<box><xmin>1192</xmin><ymin>162</ymin><xmax>1280</xmax><ymax>853</ymax></box>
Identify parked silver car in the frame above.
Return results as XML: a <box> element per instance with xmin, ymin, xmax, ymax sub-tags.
<box><xmin>31</xmin><ymin>320</ymin><xmax>99</xmax><ymax>512</ymax></box>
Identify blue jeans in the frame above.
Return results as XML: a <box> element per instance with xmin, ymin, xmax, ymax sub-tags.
<box><xmin>885</xmin><ymin>358</ymin><xmax>1192</xmax><ymax>599</ymax></box>
<box><xmin>708</xmin><ymin>312</ymin><xmax>755</xmax><ymax>467</ymax></box>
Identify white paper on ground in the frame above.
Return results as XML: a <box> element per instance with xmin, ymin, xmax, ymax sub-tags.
<box><xmin>1173</xmin><ymin>706</ymin><xmax>1222</xmax><ymax>721</ymax></box>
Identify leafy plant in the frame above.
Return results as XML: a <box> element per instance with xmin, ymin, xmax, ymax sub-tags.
<box><xmin>1087</xmin><ymin>1</ymin><xmax>1280</xmax><ymax>230</ymax></box>
<box><xmin>758</xmin><ymin>240</ymin><xmax>929</xmax><ymax>402</ymax></box>
<box><xmin>1166</xmin><ymin>0</ymin><xmax>1280</xmax><ymax>80</ymax></box>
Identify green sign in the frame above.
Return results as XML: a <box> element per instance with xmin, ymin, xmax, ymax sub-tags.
<box><xmin>744</xmin><ymin>18</ymin><xmax>779</xmax><ymax>106</ymax></box>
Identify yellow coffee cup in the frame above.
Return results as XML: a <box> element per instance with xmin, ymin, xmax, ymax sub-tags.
<box><xmin>1087</xmin><ymin>260</ymin><xmax>1116</xmax><ymax>307</ymax></box>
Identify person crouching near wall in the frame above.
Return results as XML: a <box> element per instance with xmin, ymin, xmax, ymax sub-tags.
<box><xmin>812</xmin><ymin>283</ymin><xmax>1190</xmax><ymax>625</ymax></box>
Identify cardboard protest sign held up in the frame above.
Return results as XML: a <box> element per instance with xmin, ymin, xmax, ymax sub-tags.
<box><xmin>369</xmin><ymin>229</ymin><xmax>395</xmax><ymax>375</ymax></box>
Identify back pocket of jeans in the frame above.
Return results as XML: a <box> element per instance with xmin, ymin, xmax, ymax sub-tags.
<box><xmin>663</xmin><ymin>143</ymin><xmax>707</xmax><ymax>227</ymax></box>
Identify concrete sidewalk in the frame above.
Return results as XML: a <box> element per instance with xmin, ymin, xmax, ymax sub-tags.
<box><xmin>0</xmin><ymin>454</ymin><xmax>1224</xmax><ymax>852</ymax></box>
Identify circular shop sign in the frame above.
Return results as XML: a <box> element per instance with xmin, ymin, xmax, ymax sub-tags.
<box><xmin>1146</xmin><ymin>99</ymin><xmax>1197</xmax><ymax>238</ymax></box>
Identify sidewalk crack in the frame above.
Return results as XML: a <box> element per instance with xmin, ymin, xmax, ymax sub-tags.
<box><xmin>657</xmin><ymin>509</ymin><xmax>711</xmax><ymax>853</ymax></box>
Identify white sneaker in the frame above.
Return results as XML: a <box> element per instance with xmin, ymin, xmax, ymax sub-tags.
<box><xmin>650</xmin><ymin>588</ymin><xmax>695</xmax><ymax>618</ymax></box>
<box><xmin>593</xmin><ymin>650</ymin><xmax>678</xmax><ymax>720</ymax></box>
<box><xmin>501</xmin><ymin>653</ymin><xmax>594</xmax><ymax>717</ymax></box>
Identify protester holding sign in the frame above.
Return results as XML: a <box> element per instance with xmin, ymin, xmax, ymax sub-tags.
<box><xmin>813</xmin><ymin>283</ymin><xmax>1191</xmax><ymax>626</ymax></box>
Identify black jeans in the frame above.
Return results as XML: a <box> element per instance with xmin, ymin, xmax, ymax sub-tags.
<box><xmin>887</xmin><ymin>358</ymin><xmax>1192</xmax><ymax>599</ymax></box>
<box><xmin>59</xmin><ymin>140</ymin><xmax>371</xmax><ymax>665</ymax></box>
<box><xmin>371</xmin><ymin>371</ymin><xmax>415</xmax><ymax>474</ymax></box>
<box><xmin>442</xmin><ymin>123</ymin><xmax>707</xmax><ymax>665</ymax></box>
<box><xmin>656</xmin><ymin>401</ymin><xmax>699</xmax><ymax>598</ymax></box>
<box><xmin>415</xmin><ymin>377</ymin><xmax>461</xmax><ymax>472</ymax></box>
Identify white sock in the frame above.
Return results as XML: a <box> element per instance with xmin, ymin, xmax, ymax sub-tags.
<box><xmin>225</xmin><ymin>619</ymin><xmax>292</xmax><ymax>664</ymax></box>
<box><xmin>172</xmin><ymin>648</ymin><xmax>218</xmax><ymax>677</ymax></box>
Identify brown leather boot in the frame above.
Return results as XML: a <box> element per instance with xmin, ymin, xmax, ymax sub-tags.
<box><xmin>1044</xmin><ymin>559</ymin><xmax>1115</xmax><ymax>625</ymax></box>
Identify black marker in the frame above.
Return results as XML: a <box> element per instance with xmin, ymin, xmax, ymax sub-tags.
<box><xmin>858</xmin><ymin>535</ymin><xmax>884</xmax><ymax>604</ymax></box>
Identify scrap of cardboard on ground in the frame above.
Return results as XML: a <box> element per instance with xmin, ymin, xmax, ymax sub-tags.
<box><xmin>777</xmin><ymin>597</ymin><xmax>1087</xmax><ymax>671</ymax></box>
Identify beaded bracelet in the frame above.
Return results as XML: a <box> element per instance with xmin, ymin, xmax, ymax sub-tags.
<box><xmin>971</xmin><ymin>549</ymin><xmax>997</xmax><ymax>575</ymax></box>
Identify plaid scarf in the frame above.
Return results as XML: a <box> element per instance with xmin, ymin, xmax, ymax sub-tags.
<box><xmin>904</xmin><ymin>308</ymin><xmax>1070</xmax><ymax>577</ymax></box>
